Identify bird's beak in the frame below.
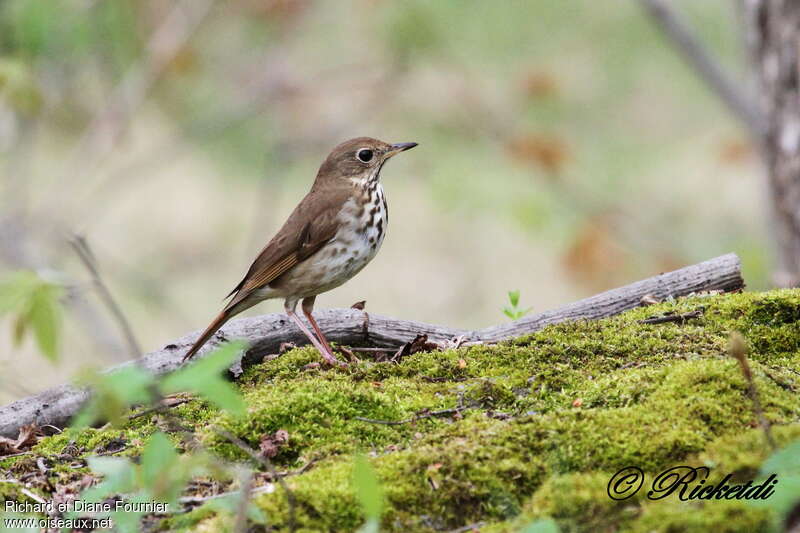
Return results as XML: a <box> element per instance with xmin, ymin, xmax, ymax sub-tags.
<box><xmin>386</xmin><ymin>142</ymin><xmax>418</xmax><ymax>158</ymax></box>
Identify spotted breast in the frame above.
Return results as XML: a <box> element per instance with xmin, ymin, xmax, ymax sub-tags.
<box><xmin>275</xmin><ymin>181</ymin><xmax>388</xmax><ymax>299</ymax></box>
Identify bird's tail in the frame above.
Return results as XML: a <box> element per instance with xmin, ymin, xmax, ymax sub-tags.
<box><xmin>182</xmin><ymin>310</ymin><xmax>231</xmax><ymax>362</ymax></box>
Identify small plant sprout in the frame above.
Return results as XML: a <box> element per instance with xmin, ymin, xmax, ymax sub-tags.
<box><xmin>503</xmin><ymin>290</ymin><xmax>532</xmax><ymax>320</ymax></box>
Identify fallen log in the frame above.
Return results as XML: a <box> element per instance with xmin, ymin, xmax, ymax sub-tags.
<box><xmin>0</xmin><ymin>253</ymin><xmax>743</xmax><ymax>438</ymax></box>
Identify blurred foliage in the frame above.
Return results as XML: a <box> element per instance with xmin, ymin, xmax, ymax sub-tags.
<box><xmin>0</xmin><ymin>270</ymin><xmax>63</xmax><ymax>361</ymax></box>
<box><xmin>25</xmin><ymin>340</ymin><xmax>264</xmax><ymax>532</ymax></box>
<box><xmin>0</xmin><ymin>58</ymin><xmax>41</xmax><ymax>115</ymax></box>
<box><xmin>520</xmin><ymin>519</ymin><xmax>560</xmax><ymax>533</ymax></box>
<box><xmin>354</xmin><ymin>454</ymin><xmax>384</xmax><ymax>533</ymax></box>
<box><xmin>70</xmin><ymin>364</ymin><xmax>156</xmax><ymax>429</ymax></box>
<box><xmin>77</xmin><ymin>431</ymin><xmax>266</xmax><ymax>533</ymax></box>
<box><xmin>71</xmin><ymin>340</ymin><xmax>246</xmax><ymax>429</ymax></box>
<box><xmin>747</xmin><ymin>439</ymin><xmax>800</xmax><ymax>530</ymax></box>
<box><xmin>160</xmin><ymin>341</ymin><xmax>247</xmax><ymax>416</ymax></box>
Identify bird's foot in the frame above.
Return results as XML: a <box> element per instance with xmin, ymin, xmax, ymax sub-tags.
<box><xmin>319</xmin><ymin>346</ymin><xmax>347</xmax><ymax>368</ymax></box>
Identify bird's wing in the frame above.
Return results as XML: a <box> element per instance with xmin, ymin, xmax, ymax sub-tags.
<box><xmin>223</xmin><ymin>186</ymin><xmax>351</xmax><ymax>309</ymax></box>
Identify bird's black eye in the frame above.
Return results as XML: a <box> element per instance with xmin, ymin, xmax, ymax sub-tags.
<box><xmin>356</xmin><ymin>149</ymin><xmax>373</xmax><ymax>163</ymax></box>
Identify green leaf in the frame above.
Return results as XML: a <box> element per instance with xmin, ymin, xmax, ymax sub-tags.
<box><xmin>761</xmin><ymin>440</ymin><xmax>800</xmax><ymax>474</ymax></box>
<box><xmin>508</xmin><ymin>290</ymin><xmax>520</xmax><ymax>307</ymax></box>
<box><xmin>357</xmin><ymin>518</ymin><xmax>380</xmax><ymax>533</ymax></box>
<box><xmin>140</xmin><ymin>432</ymin><xmax>178</xmax><ymax>490</ymax></box>
<box><xmin>82</xmin><ymin>456</ymin><xmax>135</xmax><ymax>502</ymax></box>
<box><xmin>201</xmin><ymin>490</ymin><xmax>269</xmax><ymax>525</ymax></box>
<box><xmin>0</xmin><ymin>58</ymin><xmax>42</xmax><ymax>115</ymax></box>
<box><xmin>28</xmin><ymin>284</ymin><xmax>62</xmax><ymax>361</ymax></box>
<box><xmin>0</xmin><ymin>271</ymin><xmax>38</xmax><ymax>315</ymax></box>
<box><xmin>520</xmin><ymin>518</ymin><xmax>560</xmax><ymax>533</ymax></box>
<box><xmin>0</xmin><ymin>271</ymin><xmax>64</xmax><ymax>361</ymax></box>
<box><xmin>201</xmin><ymin>380</ymin><xmax>246</xmax><ymax>416</ymax></box>
<box><xmin>71</xmin><ymin>366</ymin><xmax>156</xmax><ymax>429</ymax></box>
<box><xmin>161</xmin><ymin>341</ymin><xmax>246</xmax><ymax>416</ymax></box>
<box><xmin>353</xmin><ymin>455</ymin><xmax>383</xmax><ymax>521</ymax></box>
<box><xmin>67</xmin><ymin>409</ymin><xmax>95</xmax><ymax>432</ymax></box>
<box><xmin>162</xmin><ymin>341</ymin><xmax>245</xmax><ymax>387</ymax></box>
<box><xmin>12</xmin><ymin>313</ymin><xmax>27</xmax><ymax>346</ymax></box>
<box><xmin>7</xmin><ymin>0</ymin><xmax>54</xmax><ymax>56</ymax></box>
<box><xmin>102</xmin><ymin>365</ymin><xmax>155</xmax><ymax>406</ymax></box>
<box><xmin>86</xmin><ymin>456</ymin><xmax>134</xmax><ymax>481</ymax></box>
<box><xmin>748</xmin><ymin>439</ymin><xmax>800</xmax><ymax>520</ymax></box>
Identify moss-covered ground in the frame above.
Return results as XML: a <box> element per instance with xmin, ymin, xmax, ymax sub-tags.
<box><xmin>2</xmin><ymin>290</ymin><xmax>799</xmax><ymax>532</ymax></box>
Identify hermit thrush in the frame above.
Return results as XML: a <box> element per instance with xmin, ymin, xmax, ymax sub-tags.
<box><xmin>182</xmin><ymin>137</ymin><xmax>417</xmax><ymax>366</ymax></box>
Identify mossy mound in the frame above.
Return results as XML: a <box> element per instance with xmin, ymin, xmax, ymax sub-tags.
<box><xmin>4</xmin><ymin>290</ymin><xmax>800</xmax><ymax>532</ymax></box>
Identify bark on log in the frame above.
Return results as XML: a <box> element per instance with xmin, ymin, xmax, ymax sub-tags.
<box><xmin>0</xmin><ymin>253</ymin><xmax>743</xmax><ymax>438</ymax></box>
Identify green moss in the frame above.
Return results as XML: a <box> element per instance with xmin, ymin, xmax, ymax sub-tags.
<box><xmin>31</xmin><ymin>426</ymin><xmax>155</xmax><ymax>458</ymax></box>
<box><xmin>15</xmin><ymin>289</ymin><xmax>800</xmax><ymax>531</ymax></box>
<box><xmin>629</xmin><ymin>500</ymin><xmax>770</xmax><ymax>533</ymax></box>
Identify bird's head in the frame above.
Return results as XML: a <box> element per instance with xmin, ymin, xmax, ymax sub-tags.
<box><xmin>315</xmin><ymin>137</ymin><xmax>417</xmax><ymax>187</ymax></box>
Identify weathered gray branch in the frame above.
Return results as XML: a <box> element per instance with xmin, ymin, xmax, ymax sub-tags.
<box><xmin>0</xmin><ymin>253</ymin><xmax>743</xmax><ymax>438</ymax></box>
<box><xmin>639</xmin><ymin>0</ymin><xmax>766</xmax><ymax>138</ymax></box>
<box><xmin>70</xmin><ymin>234</ymin><xmax>142</xmax><ymax>358</ymax></box>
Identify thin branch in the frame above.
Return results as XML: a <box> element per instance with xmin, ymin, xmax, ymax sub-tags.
<box><xmin>0</xmin><ymin>217</ymin><xmax>126</xmax><ymax>357</ymax></box>
<box><xmin>233</xmin><ymin>469</ymin><xmax>253</xmax><ymax>533</ymax></box>
<box><xmin>354</xmin><ymin>407</ymin><xmax>469</xmax><ymax>426</ymax></box>
<box><xmin>639</xmin><ymin>0</ymin><xmax>766</xmax><ymax>138</ymax></box>
<box><xmin>128</xmin><ymin>395</ymin><xmax>192</xmax><ymax>420</ymax></box>
<box><xmin>639</xmin><ymin>307</ymin><xmax>705</xmax><ymax>324</ymax></box>
<box><xmin>0</xmin><ymin>451</ymin><xmax>32</xmax><ymax>459</ymax></box>
<box><xmin>0</xmin><ymin>479</ymin><xmax>48</xmax><ymax>504</ymax></box>
<box><xmin>728</xmin><ymin>332</ymin><xmax>776</xmax><ymax>450</ymax></box>
<box><xmin>72</xmin><ymin>0</ymin><xmax>216</xmax><ymax>172</ymax></box>
<box><xmin>178</xmin><ymin>483</ymin><xmax>274</xmax><ymax>507</ymax></box>
<box><xmin>215</xmin><ymin>428</ymin><xmax>297</xmax><ymax>533</ymax></box>
<box><xmin>36</xmin><ymin>0</ymin><xmax>217</xmax><ymax>217</ymax></box>
<box><xmin>70</xmin><ymin>234</ymin><xmax>142</xmax><ymax>357</ymax></box>
<box><xmin>447</xmin><ymin>522</ymin><xmax>487</xmax><ymax>533</ymax></box>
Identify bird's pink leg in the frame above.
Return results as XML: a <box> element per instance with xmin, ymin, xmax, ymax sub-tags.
<box><xmin>301</xmin><ymin>296</ymin><xmax>335</xmax><ymax>354</ymax></box>
<box><xmin>285</xmin><ymin>300</ymin><xmax>343</xmax><ymax>367</ymax></box>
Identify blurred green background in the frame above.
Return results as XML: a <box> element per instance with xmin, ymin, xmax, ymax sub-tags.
<box><xmin>0</xmin><ymin>0</ymin><xmax>765</xmax><ymax>401</ymax></box>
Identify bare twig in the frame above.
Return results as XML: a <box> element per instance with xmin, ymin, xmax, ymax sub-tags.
<box><xmin>0</xmin><ymin>218</ymin><xmax>126</xmax><ymax>359</ymax></box>
<box><xmin>0</xmin><ymin>479</ymin><xmax>47</xmax><ymax>504</ymax></box>
<box><xmin>215</xmin><ymin>428</ymin><xmax>297</xmax><ymax>533</ymax></box>
<box><xmin>0</xmin><ymin>451</ymin><xmax>32</xmax><ymax>459</ymax></box>
<box><xmin>179</xmin><ymin>483</ymin><xmax>274</xmax><ymax>507</ymax></box>
<box><xmin>447</xmin><ymin>522</ymin><xmax>487</xmax><ymax>533</ymax></box>
<box><xmin>354</xmin><ymin>407</ymin><xmax>469</xmax><ymax>426</ymax></box>
<box><xmin>70</xmin><ymin>234</ymin><xmax>141</xmax><ymax>358</ymax></box>
<box><xmin>639</xmin><ymin>0</ymin><xmax>765</xmax><ymax>138</ymax></box>
<box><xmin>639</xmin><ymin>307</ymin><xmax>705</xmax><ymax>324</ymax></box>
<box><xmin>128</xmin><ymin>395</ymin><xmax>192</xmax><ymax>420</ymax></box>
<box><xmin>728</xmin><ymin>332</ymin><xmax>776</xmax><ymax>450</ymax></box>
<box><xmin>49</xmin><ymin>0</ymin><xmax>217</xmax><ymax>206</ymax></box>
<box><xmin>233</xmin><ymin>469</ymin><xmax>253</xmax><ymax>533</ymax></box>
<box><xmin>179</xmin><ymin>483</ymin><xmax>274</xmax><ymax>508</ymax></box>
<box><xmin>291</xmin><ymin>459</ymin><xmax>317</xmax><ymax>477</ymax></box>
